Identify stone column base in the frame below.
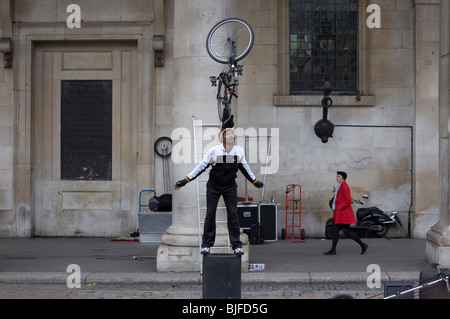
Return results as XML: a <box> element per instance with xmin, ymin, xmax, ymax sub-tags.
<box><xmin>156</xmin><ymin>229</ymin><xmax>249</xmax><ymax>272</ymax></box>
<box><xmin>426</xmin><ymin>224</ymin><xmax>450</xmax><ymax>268</ymax></box>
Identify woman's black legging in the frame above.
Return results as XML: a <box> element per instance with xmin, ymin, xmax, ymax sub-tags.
<box><xmin>331</xmin><ymin>224</ymin><xmax>365</xmax><ymax>251</ymax></box>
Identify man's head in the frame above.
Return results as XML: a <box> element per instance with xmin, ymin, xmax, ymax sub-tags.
<box><xmin>219</xmin><ymin>128</ymin><xmax>235</xmax><ymax>146</ymax></box>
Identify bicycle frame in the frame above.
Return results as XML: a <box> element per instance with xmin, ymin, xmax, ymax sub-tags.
<box><xmin>210</xmin><ymin>60</ymin><xmax>243</xmax><ymax>128</ymax></box>
<box><xmin>207</xmin><ymin>18</ymin><xmax>254</xmax><ymax>127</ymax></box>
<box><xmin>216</xmin><ymin>67</ymin><xmax>241</xmax><ymax>105</ymax></box>
<box><xmin>210</xmin><ymin>36</ymin><xmax>243</xmax><ymax>103</ymax></box>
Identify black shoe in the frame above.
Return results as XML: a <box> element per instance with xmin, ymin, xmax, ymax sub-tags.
<box><xmin>234</xmin><ymin>247</ymin><xmax>244</xmax><ymax>255</ymax></box>
<box><xmin>201</xmin><ymin>247</ymin><xmax>210</xmax><ymax>255</ymax></box>
<box><xmin>323</xmin><ymin>250</ymin><xmax>336</xmax><ymax>255</ymax></box>
<box><xmin>361</xmin><ymin>243</ymin><xmax>368</xmax><ymax>255</ymax></box>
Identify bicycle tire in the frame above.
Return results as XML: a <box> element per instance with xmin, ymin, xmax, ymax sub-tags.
<box><xmin>206</xmin><ymin>18</ymin><xmax>254</xmax><ymax>64</ymax></box>
<box><xmin>218</xmin><ymin>99</ymin><xmax>232</xmax><ymax>124</ymax></box>
<box><xmin>216</xmin><ymin>79</ymin><xmax>225</xmax><ymax>121</ymax></box>
<box><xmin>219</xmin><ymin>103</ymin><xmax>232</xmax><ymax>124</ymax></box>
<box><xmin>216</xmin><ymin>74</ymin><xmax>234</xmax><ymax>121</ymax></box>
<box><xmin>217</xmin><ymin>99</ymin><xmax>227</xmax><ymax>122</ymax></box>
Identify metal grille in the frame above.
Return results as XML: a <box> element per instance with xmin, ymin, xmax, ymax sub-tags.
<box><xmin>289</xmin><ymin>0</ymin><xmax>358</xmax><ymax>94</ymax></box>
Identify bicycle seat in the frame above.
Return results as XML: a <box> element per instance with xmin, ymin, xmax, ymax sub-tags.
<box><xmin>221</xmin><ymin>114</ymin><xmax>234</xmax><ymax>130</ymax></box>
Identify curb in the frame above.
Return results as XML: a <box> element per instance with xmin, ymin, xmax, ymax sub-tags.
<box><xmin>0</xmin><ymin>271</ymin><xmax>420</xmax><ymax>286</ymax></box>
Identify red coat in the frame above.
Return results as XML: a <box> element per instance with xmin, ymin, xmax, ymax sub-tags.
<box><xmin>333</xmin><ymin>181</ymin><xmax>356</xmax><ymax>225</ymax></box>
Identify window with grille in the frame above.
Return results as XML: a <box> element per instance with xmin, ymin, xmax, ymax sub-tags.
<box><xmin>289</xmin><ymin>0</ymin><xmax>358</xmax><ymax>95</ymax></box>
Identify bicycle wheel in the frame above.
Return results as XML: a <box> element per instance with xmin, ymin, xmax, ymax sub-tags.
<box><xmin>218</xmin><ymin>100</ymin><xmax>227</xmax><ymax>122</ymax></box>
<box><xmin>206</xmin><ymin>18</ymin><xmax>254</xmax><ymax>64</ymax></box>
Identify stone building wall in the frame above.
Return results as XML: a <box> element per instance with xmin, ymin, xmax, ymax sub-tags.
<box><xmin>0</xmin><ymin>0</ymin><xmax>444</xmax><ymax>242</ymax></box>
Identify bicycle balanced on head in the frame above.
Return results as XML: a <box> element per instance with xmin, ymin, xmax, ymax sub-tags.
<box><xmin>206</xmin><ymin>18</ymin><xmax>254</xmax><ymax>130</ymax></box>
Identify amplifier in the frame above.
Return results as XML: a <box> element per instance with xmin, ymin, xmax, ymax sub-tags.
<box><xmin>237</xmin><ymin>202</ymin><xmax>278</xmax><ymax>242</ymax></box>
<box><xmin>237</xmin><ymin>203</ymin><xmax>258</xmax><ymax>229</ymax></box>
<box><xmin>259</xmin><ymin>203</ymin><xmax>278</xmax><ymax>242</ymax></box>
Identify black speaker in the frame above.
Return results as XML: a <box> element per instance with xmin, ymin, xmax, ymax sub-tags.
<box><xmin>384</xmin><ymin>283</ymin><xmax>414</xmax><ymax>299</ymax></box>
<box><xmin>259</xmin><ymin>204</ymin><xmax>277</xmax><ymax>241</ymax></box>
<box><xmin>249</xmin><ymin>223</ymin><xmax>262</xmax><ymax>245</ymax></box>
<box><xmin>202</xmin><ymin>254</ymin><xmax>241</xmax><ymax>299</ymax></box>
<box><xmin>237</xmin><ymin>204</ymin><xmax>258</xmax><ymax>229</ymax></box>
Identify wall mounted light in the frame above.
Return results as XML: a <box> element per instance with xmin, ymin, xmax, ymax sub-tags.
<box><xmin>0</xmin><ymin>38</ymin><xmax>13</xmax><ymax>68</ymax></box>
<box><xmin>314</xmin><ymin>21</ymin><xmax>338</xmax><ymax>143</ymax></box>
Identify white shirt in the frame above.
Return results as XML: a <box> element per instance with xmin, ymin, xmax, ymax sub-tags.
<box><xmin>186</xmin><ymin>144</ymin><xmax>257</xmax><ymax>186</ymax></box>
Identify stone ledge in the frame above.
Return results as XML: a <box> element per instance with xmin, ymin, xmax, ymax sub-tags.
<box><xmin>273</xmin><ymin>94</ymin><xmax>375</xmax><ymax>107</ymax></box>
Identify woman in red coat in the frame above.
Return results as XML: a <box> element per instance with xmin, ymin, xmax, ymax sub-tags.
<box><xmin>324</xmin><ymin>171</ymin><xmax>368</xmax><ymax>255</ymax></box>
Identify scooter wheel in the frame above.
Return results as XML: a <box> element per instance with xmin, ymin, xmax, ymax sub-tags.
<box><xmin>371</xmin><ymin>224</ymin><xmax>388</xmax><ymax>237</ymax></box>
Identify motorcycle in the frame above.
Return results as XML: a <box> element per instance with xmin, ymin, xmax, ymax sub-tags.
<box><xmin>325</xmin><ymin>195</ymin><xmax>402</xmax><ymax>239</ymax></box>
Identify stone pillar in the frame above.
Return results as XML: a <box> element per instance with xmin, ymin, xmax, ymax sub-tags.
<box><xmin>157</xmin><ymin>0</ymin><xmax>249</xmax><ymax>272</ymax></box>
<box><xmin>413</xmin><ymin>1</ymin><xmax>441</xmax><ymax>238</ymax></box>
<box><xmin>426</xmin><ymin>0</ymin><xmax>450</xmax><ymax>268</ymax></box>
<box><xmin>0</xmin><ymin>0</ymin><xmax>15</xmax><ymax>237</ymax></box>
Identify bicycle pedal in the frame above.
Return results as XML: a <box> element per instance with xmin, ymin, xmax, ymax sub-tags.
<box><xmin>209</xmin><ymin>76</ymin><xmax>217</xmax><ymax>86</ymax></box>
<box><xmin>237</xmin><ymin>65</ymin><xmax>244</xmax><ymax>75</ymax></box>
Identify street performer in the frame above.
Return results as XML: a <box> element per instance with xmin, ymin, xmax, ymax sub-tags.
<box><xmin>174</xmin><ymin>128</ymin><xmax>264</xmax><ymax>255</ymax></box>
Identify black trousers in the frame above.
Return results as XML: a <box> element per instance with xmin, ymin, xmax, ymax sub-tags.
<box><xmin>330</xmin><ymin>224</ymin><xmax>365</xmax><ymax>251</ymax></box>
<box><xmin>202</xmin><ymin>181</ymin><xmax>242</xmax><ymax>249</ymax></box>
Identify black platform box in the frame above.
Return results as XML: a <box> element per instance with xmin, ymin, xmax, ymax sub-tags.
<box><xmin>202</xmin><ymin>254</ymin><xmax>241</xmax><ymax>299</ymax></box>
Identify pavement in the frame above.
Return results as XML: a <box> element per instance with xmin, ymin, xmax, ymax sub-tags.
<box><xmin>0</xmin><ymin>236</ymin><xmax>437</xmax><ymax>299</ymax></box>
<box><xmin>0</xmin><ymin>238</ymin><xmax>447</xmax><ymax>318</ymax></box>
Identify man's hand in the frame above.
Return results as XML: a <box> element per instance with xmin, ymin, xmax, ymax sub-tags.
<box><xmin>254</xmin><ymin>180</ymin><xmax>264</xmax><ymax>189</ymax></box>
<box><xmin>173</xmin><ymin>179</ymin><xmax>188</xmax><ymax>190</ymax></box>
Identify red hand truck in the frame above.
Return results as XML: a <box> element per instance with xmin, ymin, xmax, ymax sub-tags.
<box><xmin>282</xmin><ymin>184</ymin><xmax>305</xmax><ymax>241</ymax></box>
